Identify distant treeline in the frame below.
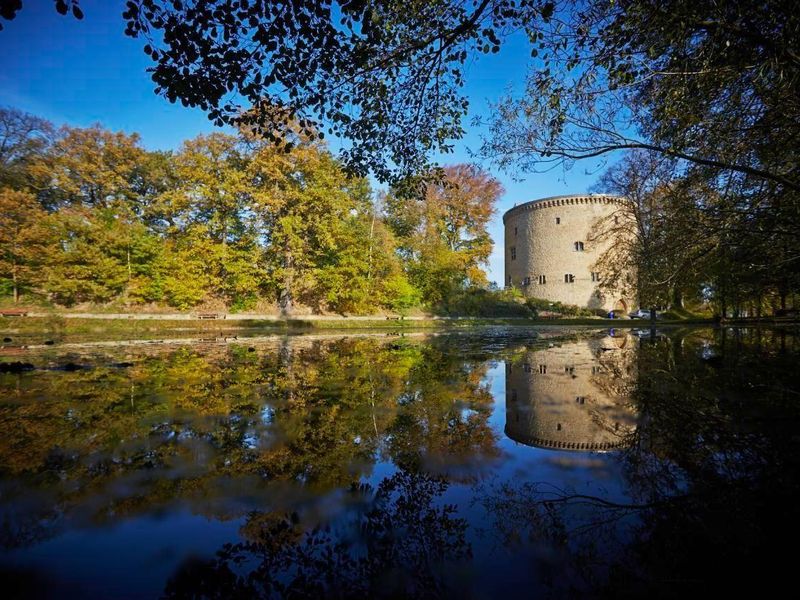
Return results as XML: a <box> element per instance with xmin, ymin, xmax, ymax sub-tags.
<box><xmin>0</xmin><ymin>107</ymin><xmax>502</xmax><ymax>314</ymax></box>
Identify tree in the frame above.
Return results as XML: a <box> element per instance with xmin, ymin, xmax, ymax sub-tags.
<box><xmin>0</xmin><ymin>1</ymin><xmax>83</xmax><ymax>31</ymax></box>
<box><xmin>44</xmin><ymin>207</ymin><xmax>131</xmax><ymax>305</ymax></box>
<box><xmin>385</xmin><ymin>164</ymin><xmax>501</xmax><ymax>306</ymax></box>
<box><xmin>248</xmin><ymin>138</ymin><xmax>392</xmax><ymax>314</ymax></box>
<box><xmin>156</xmin><ymin>133</ymin><xmax>264</xmax><ymax>307</ymax></box>
<box><xmin>30</xmin><ymin>125</ymin><xmax>148</xmax><ymax>210</ymax></box>
<box><xmin>482</xmin><ymin>0</ymin><xmax>799</xmax><ymax>191</ymax></box>
<box><xmin>2</xmin><ymin>0</ymin><xmax>559</xmax><ymax>182</ymax></box>
<box><xmin>0</xmin><ymin>107</ymin><xmax>53</xmax><ymax>189</ymax></box>
<box><xmin>590</xmin><ymin>151</ymin><xmax>712</xmax><ymax>308</ymax></box>
<box><xmin>5</xmin><ymin>2</ymin><xmax>797</xmax><ymax>191</ymax></box>
<box><xmin>0</xmin><ymin>188</ymin><xmax>53</xmax><ymax>302</ymax></box>
<box><xmin>118</xmin><ymin>0</ymin><xmax>561</xmax><ymax>182</ymax></box>
<box><xmin>0</xmin><ymin>106</ymin><xmax>436</xmax><ymax>313</ymax></box>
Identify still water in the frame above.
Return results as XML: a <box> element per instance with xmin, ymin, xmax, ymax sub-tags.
<box><xmin>1</xmin><ymin>327</ymin><xmax>798</xmax><ymax>598</ymax></box>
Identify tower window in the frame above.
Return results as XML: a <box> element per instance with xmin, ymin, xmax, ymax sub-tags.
<box><xmin>564</xmin><ymin>273</ymin><xmax>575</xmax><ymax>283</ymax></box>
<box><xmin>538</xmin><ymin>364</ymin><xmax>547</xmax><ymax>374</ymax></box>
<box><xmin>538</xmin><ymin>275</ymin><xmax>546</xmax><ymax>285</ymax></box>
<box><xmin>591</xmin><ymin>272</ymin><xmax>600</xmax><ymax>282</ymax></box>
<box><xmin>574</xmin><ymin>241</ymin><xmax>584</xmax><ymax>251</ymax></box>
<box><xmin>522</xmin><ymin>276</ymin><xmax>531</xmax><ymax>286</ymax></box>
<box><xmin>576</xmin><ymin>396</ymin><xmax>586</xmax><ymax>404</ymax></box>
<box><xmin>555</xmin><ymin>217</ymin><xmax>561</xmax><ymax>224</ymax></box>
<box><xmin>510</xmin><ymin>246</ymin><xmax>516</xmax><ymax>260</ymax></box>
<box><xmin>514</xmin><ymin>226</ymin><xmax>518</xmax><ymax>237</ymax></box>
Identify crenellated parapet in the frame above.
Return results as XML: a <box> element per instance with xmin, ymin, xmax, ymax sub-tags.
<box><xmin>503</xmin><ymin>194</ymin><xmax>632</xmax><ymax>224</ymax></box>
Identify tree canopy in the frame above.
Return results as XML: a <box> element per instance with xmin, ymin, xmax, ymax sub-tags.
<box><xmin>2</xmin><ymin>2</ymin><xmax>796</xmax><ymax>190</ymax></box>
<box><xmin>0</xmin><ymin>106</ymin><xmax>504</xmax><ymax>314</ymax></box>
<box><xmin>1</xmin><ymin>0</ymin><xmax>560</xmax><ymax>182</ymax></box>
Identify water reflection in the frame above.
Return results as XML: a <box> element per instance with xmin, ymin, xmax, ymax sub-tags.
<box><xmin>0</xmin><ymin>336</ymin><xmax>498</xmax><ymax>554</ymax></box>
<box><xmin>1</xmin><ymin>328</ymin><xmax>799</xmax><ymax>597</ymax></box>
<box><xmin>505</xmin><ymin>334</ymin><xmax>638</xmax><ymax>451</ymax></box>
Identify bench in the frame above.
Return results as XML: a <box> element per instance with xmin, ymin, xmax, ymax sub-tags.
<box><xmin>537</xmin><ymin>311</ymin><xmax>561</xmax><ymax>320</ymax></box>
<box><xmin>0</xmin><ymin>309</ymin><xmax>29</xmax><ymax>317</ymax></box>
<box><xmin>196</xmin><ymin>313</ymin><xmax>223</xmax><ymax>320</ymax></box>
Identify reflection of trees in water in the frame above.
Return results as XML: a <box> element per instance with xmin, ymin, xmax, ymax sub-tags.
<box><xmin>0</xmin><ymin>336</ymin><xmax>497</xmax><ymax>549</ymax></box>
<box><xmin>163</xmin><ymin>469</ymin><xmax>470</xmax><ymax>599</ymax></box>
<box><xmin>4</xmin><ymin>329</ymin><xmax>799</xmax><ymax>594</ymax></box>
<box><xmin>482</xmin><ymin>329</ymin><xmax>800</xmax><ymax>595</ymax></box>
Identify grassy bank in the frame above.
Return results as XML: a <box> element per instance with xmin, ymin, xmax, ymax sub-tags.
<box><xmin>3</xmin><ymin>314</ymin><xmax>798</xmax><ymax>347</ymax></box>
<box><xmin>0</xmin><ymin>314</ymin><xmax>719</xmax><ymax>345</ymax></box>
<box><xmin>0</xmin><ymin>315</ymin><xmax>532</xmax><ymax>345</ymax></box>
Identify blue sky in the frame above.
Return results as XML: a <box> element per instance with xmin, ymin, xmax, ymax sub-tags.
<box><xmin>0</xmin><ymin>1</ymin><xmax>611</xmax><ymax>284</ymax></box>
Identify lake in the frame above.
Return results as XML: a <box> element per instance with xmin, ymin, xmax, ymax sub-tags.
<box><xmin>1</xmin><ymin>326</ymin><xmax>798</xmax><ymax>598</ymax></box>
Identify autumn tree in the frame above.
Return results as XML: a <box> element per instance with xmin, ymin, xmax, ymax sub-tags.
<box><xmin>385</xmin><ymin>164</ymin><xmax>501</xmax><ymax>307</ymax></box>
<box><xmin>0</xmin><ymin>188</ymin><xmax>53</xmax><ymax>302</ymax></box>
<box><xmin>0</xmin><ymin>105</ymin><xmax>489</xmax><ymax>314</ymax></box>
<box><xmin>31</xmin><ymin>125</ymin><xmax>148</xmax><ymax>210</ymax></box>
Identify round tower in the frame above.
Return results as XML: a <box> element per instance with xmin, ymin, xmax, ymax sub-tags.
<box><xmin>505</xmin><ymin>336</ymin><xmax>638</xmax><ymax>452</ymax></box>
<box><xmin>503</xmin><ymin>194</ymin><xmax>635</xmax><ymax>313</ymax></box>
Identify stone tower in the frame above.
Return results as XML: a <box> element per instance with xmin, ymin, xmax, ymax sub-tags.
<box><xmin>505</xmin><ymin>335</ymin><xmax>638</xmax><ymax>452</ymax></box>
<box><xmin>503</xmin><ymin>194</ymin><xmax>635</xmax><ymax>313</ymax></box>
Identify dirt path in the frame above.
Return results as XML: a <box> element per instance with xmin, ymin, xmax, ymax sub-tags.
<box><xmin>25</xmin><ymin>312</ymin><xmax>486</xmax><ymax>321</ymax></box>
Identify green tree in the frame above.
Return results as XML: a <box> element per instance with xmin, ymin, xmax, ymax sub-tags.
<box><xmin>385</xmin><ymin>164</ymin><xmax>501</xmax><ymax>306</ymax></box>
<box><xmin>249</xmin><ymin>140</ymin><xmax>391</xmax><ymax>314</ymax></box>
<box><xmin>44</xmin><ymin>207</ymin><xmax>131</xmax><ymax>305</ymax></box>
<box><xmin>157</xmin><ymin>133</ymin><xmax>264</xmax><ymax>308</ymax></box>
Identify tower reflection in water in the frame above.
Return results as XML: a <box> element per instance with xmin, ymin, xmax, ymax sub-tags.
<box><xmin>505</xmin><ymin>334</ymin><xmax>638</xmax><ymax>451</ymax></box>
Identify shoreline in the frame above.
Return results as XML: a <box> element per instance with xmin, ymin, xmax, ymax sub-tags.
<box><xmin>0</xmin><ymin>314</ymin><xmax>797</xmax><ymax>349</ymax></box>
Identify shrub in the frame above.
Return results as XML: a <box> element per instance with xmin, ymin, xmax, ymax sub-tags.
<box><xmin>438</xmin><ymin>287</ymin><xmax>534</xmax><ymax>317</ymax></box>
<box><xmin>524</xmin><ymin>297</ymin><xmax>595</xmax><ymax>318</ymax></box>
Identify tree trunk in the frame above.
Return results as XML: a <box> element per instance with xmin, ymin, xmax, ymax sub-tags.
<box><xmin>671</xmin><ymin>286</ymin><xmax>683</xmax><ymax>309</ymax></box>
<box><xmin>12</xmin><ymin>269</ymin><xmax>18</xmax><ymax>304</ymax></box>
<box><xmin>279</xmin><ymin>247</ymin><xmax>293</xmax><ymax>316</ymax></box>
<box><xmin>367</xmin><ymin>211</ymin><xmax>376</xmax><ymax>282</ymax></box>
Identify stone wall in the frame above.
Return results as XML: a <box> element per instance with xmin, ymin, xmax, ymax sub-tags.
<box><xmin>503</xmin><ymin>194</ymin><xmax>635</xmax><ymax>312</ymax></box>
